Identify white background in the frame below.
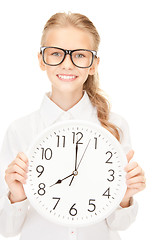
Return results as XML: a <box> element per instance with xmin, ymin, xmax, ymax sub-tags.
<box><xmin>0</xmin><ymin>0</ymin><xmax>156</xmax><ymax>239</ymax></box>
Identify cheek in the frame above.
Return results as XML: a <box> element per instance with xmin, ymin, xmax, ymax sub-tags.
<box><xmin>45</xmin><ymin>66</ymin><xmax>57</xmax><ymax>79</ymax></box>
<box><xmin>79</xmin><ymin>69</ymin><xmax>90</xmax><ymax>81</ymax></box>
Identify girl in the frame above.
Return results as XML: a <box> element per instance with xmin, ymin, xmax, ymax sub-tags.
<box><xmin>0</xmin><ymin>12</ymin><xmax>145</xmax><ymax>240</ymax></box>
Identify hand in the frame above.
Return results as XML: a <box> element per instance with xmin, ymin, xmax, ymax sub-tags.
<box><xmin>69</xmin><ymin>139</ymin><xmax>91</xmax><ymax>186</ymax></box>
<box><xmin>76</xmin><ymin>139</ymin><xmax>91</xmax><ymax>170</ymax></box>
<box><xmin>120</xmin><ymin>150</ymin><xmax>146</xmax><ymax>208</ymax></box>
<box><xmin>74</xmin><ymin>142</ymin><xmax>78</xmax><ymax>171</ymax></box>
<box><xmin>5</xmin><ymin>152</ymin><xmax>29</xmax><ymax>204</ymax></box>
<box><xmin>50</xmin><ymin>173</ymin><xmax>75</xmax><ymax>187</ymax></box>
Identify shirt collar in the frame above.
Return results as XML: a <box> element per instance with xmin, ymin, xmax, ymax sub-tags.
<box><xmin>39</xmin><ymin>91</ymin><xmax>96</xmax><ymax>127</ymax></box>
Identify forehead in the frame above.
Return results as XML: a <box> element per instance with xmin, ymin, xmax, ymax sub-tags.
<box><xmin>44</xmin><ymin>26</ymin><xmax>94</xmax><ymax>50</ymax></box>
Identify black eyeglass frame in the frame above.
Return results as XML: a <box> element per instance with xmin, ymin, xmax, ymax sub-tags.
<box><xmin>40</xmin><ymin>46</ymin><xmax>97</xmax><ymax>68</ymax></box>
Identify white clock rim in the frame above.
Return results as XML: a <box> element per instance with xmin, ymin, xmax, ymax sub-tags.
<box><xmin>24</xmin><ymin>120</ymin><xmax>128</xmax><ymax>227</ymax></box>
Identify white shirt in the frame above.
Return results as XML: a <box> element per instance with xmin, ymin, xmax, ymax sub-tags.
<box><xmin>0</xmin><ymin>91</ymin><xmax>138</xmax><ymax>240</ymax></box>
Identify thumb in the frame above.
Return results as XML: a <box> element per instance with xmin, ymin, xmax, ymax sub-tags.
<box><xmin>126</xmin><ymin>150</ymin><xmax>134</xmax><ymax>163</ymax></box>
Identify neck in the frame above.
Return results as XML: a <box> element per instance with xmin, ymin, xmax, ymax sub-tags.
<box><xmin>50</xmin><ymin>89</ymin><xmax>84</xmax><ymax>111</ymax></box>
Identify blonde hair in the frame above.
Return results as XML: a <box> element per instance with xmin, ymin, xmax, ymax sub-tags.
<box><xmin>41</xmin><ymin>12</ymin><xmax>121</xmax><ymax>141</ymax></box>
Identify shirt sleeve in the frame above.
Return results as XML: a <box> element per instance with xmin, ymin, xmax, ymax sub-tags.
<box><xmin>109</xmin><ymin>112</ymin><xmax>132</xmax><ymax>155</ymax></box>
<box><xmin>106</xmin><ymin>198</ymin><xmax>138</xmax><ymax>231</ymax></box>
<box><xmin>0</xmin><ymin>123</ymin><xmax>29</xmax><ymax>237</ymax></box>
<box><xmin>0</xmin><ymin>193</ymin><xmax>29</xmax><ymax>237</ymax></box>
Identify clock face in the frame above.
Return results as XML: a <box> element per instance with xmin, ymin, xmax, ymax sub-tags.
<box><xmin>24</xmin><ymin>120</ymin><xmax>127</xmax><ymax>227</ymax></box>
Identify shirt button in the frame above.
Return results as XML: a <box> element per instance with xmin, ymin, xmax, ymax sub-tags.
<box><xmin>69</xmin><ymin>228</ymin><xmax>77</xmax><ymax>240</ymax></box>
<box><xmin>60</xmin><ymin>112</ymin><xmax>72</xmax><ymax>121</ymax></box>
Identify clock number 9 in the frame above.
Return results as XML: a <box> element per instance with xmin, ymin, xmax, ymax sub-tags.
<box><xmin>36</xmin><ymin>165</ymin><xmax>44</xmax><ymax>177</ymax></box>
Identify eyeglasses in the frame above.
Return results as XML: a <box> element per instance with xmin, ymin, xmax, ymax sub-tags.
<box><xmin>40</xmin><ymin>46</ymin><xmax>97</xmax><ymax>68</ymax></box>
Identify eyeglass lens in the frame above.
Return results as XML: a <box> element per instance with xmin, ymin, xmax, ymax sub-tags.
<box><xmin>43</xmin><ymin>48</ymin><xmax>93</xmax><ymax>68</ymax></box>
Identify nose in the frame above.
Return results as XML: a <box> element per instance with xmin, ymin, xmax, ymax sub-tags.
<box><xmin>61</xmin><ymin>54</ymin><xmax>74</xmax><ymax>69</ymax></box>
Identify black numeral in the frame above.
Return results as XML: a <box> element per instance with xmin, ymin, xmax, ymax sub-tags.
<box><xmin>41</xmin><ymin>148</ymin><xmax>52</xmax><ymax>160</ymax></box>
<box><xmin>36</xmin><ymin>165</ymin><xmax>44</xmax><ymax>177</ymax></box>
<box><xmin>69</xmin><ymin>203</ymin><xmax>77</xmax><ymax>216</ymax></box>
<box><xmin>105</xmin><ymin>151</ymin><xmax>113</xmax><ymax>164</ymax></box>
<box><xmin>107</xmin><ymin>169</ymin><xmax>115</xmax><ymax>182</ymax></box>
<box><xmin>88</xmin><ymin>199</ymin><xmax>96</xmax><ymax>212</ymax></box>
<box><xmin>72</xmin><ymin>132</ymin><xmax>83</xmax><ymax>144</ymax></box>
<box><xmin>103</xmin><ymin>188</ymin><xmax>111</xmax><ymax>198</ymax></box>
<box><xmin>56</xmin><ymin>135</ymin><xmax>65</xmax><ymax>147</ymax></box>
<box><xmin>52</xmin><ymin>197</ymin><xmax>60</xmax><ymax>210</ymax></box>
<box><xmin>38</xmin><ymin>183</ymin><xmax>46</xmax><ymax>196</ymax></box>
<box><xmin>94</xmin><ymin>137</ymin><xmax>97</xmax><ymax>149</ymax></box>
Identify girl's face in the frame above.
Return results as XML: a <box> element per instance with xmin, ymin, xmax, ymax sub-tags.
<box><xmin>38</xmin><ymin>26</ymin><xmax>99</xmax><ymax>97</ymax></box>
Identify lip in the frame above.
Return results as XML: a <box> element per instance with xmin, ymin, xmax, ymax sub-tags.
<box><xmin>57</xmin><ymin>74</ymin><xmax>78</xmax><ymax>82</ymax></box>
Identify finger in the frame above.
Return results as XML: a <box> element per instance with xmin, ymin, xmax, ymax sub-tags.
<box><xmin>17</xmin><ymin>152</ymin><xmax>29</xmax><ymax>164</ymax></box>
<box><xmin>6</xmin><ymin>173</ymin><xmax>27</xmax><ymax>185</ymax></box>
<box><xmin>126</xmin><ymin>175</ymin><xmax>145</xmax><ymax>185</ymax></box>
<box><xmin>126</xmin><ymin>150</ymin><xmax>134</xmax><ymax>163</ymax></box>
<box><xmin>127</xmin><ymin>182</ymin><xmax>146</xmax><ymax>190</ymax></box>
<box><xmin>7</xmin><ymin>159</ymin><xmax>28</xmax><ymax>174</ymax></box>
<box><xmin>126</xmin><ymin>165</ymin><xmax>143</xmax><ymax>179</ymax></box>
<box><xmin>125</xmin><ymin>161</ymin><xmax>138</xmax><ymax>172</ymax></box>
<box><xmin>6</xmin><ymin>164</ymin><xmax>28</xmax><ymax>177</ymax></box>
<box><xmin>14</xmin><ymin>158</ymin><xmax>28</xmax><ymax>172</ymax></box>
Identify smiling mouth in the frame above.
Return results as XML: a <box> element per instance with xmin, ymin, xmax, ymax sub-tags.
<box><xmin>57</xmin><ymin>74</ymin><xmax>78</xmax><ymax>81</ymax></box>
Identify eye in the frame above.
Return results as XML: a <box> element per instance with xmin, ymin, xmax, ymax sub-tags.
<box><xmin>51</xmin><ymin>52</ymin><xmax>62</xmax><ymax>57</ymax></box>
<box><xmin>75</xmin><ymin>54</ymin><xmax>85</xmax><ymax>58</ymax></box>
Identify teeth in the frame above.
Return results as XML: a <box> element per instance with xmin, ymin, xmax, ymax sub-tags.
<box><xmin>58</xmin><ymin>75</ymin><xmax>76</xmax><ymax>80</ymax></box>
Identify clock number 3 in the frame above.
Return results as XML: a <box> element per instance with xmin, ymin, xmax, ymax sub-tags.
<box><xmin>107</xmin><ymin>169</ymin><xmax>115</xmax><ymax>182</ymax></box>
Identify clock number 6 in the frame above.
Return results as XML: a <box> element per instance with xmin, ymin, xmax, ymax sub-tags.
<box><xmin>69</xmin><ymin>203</ymin><xmax>77</xmax><ymax>216</ymax></box>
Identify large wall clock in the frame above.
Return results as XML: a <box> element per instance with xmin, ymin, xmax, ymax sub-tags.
<box><xmin>24</xmin><ymin>120</ymin><xmax>127</xmax><ymax>227</ymax></box>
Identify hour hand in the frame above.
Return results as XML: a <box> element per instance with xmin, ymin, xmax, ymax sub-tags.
<box><xmin>49</xmin><ymin>173</ymin><xmax>74</xmax><ymax>187</ymax></box>
<box><xmin>75</xmin><ymin>142</ymin><xmax>78</xmax><ymax>171</ymax></box>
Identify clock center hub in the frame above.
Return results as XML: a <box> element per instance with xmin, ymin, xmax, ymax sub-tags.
<box><xmin>73</xmin><ymin>170</ymin><xmax>78</xmax><ymax>176</ymax></box>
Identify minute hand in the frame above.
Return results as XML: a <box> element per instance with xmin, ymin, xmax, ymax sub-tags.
<box><xmin>76</xmin><ymin>139</ymin><xmax>91</xmax><ymax>170</ymax></box>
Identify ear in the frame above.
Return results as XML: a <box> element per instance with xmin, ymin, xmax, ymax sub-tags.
<box><xmin>38</xmin><ymin>52</ymin><xmax>46</xmax><ymax>71</ymax></box>
<box><xmin>89</xmin><ymin>57</ymin><xmax>100</xmax><ymax>75</ymax></box>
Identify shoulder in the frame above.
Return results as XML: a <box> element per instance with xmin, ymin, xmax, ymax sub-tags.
<box><xmin>8</xmin><ymin>110</ymin><xmax>40</xmax><ymax>133</ymax></box>
<box><xmin>109</xmin><ymin>112</ymin><xmax>132</xmax><ymax>154</ymax></box>
<box><xmin>109</xmin><ymin>112</ymin><xmax>130</xmax><ymax>130</ymax></box>
<box><xmin>5</xmin><ymin>110</ymin><xmax>43</xmax><ymax>151</ymax></box>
